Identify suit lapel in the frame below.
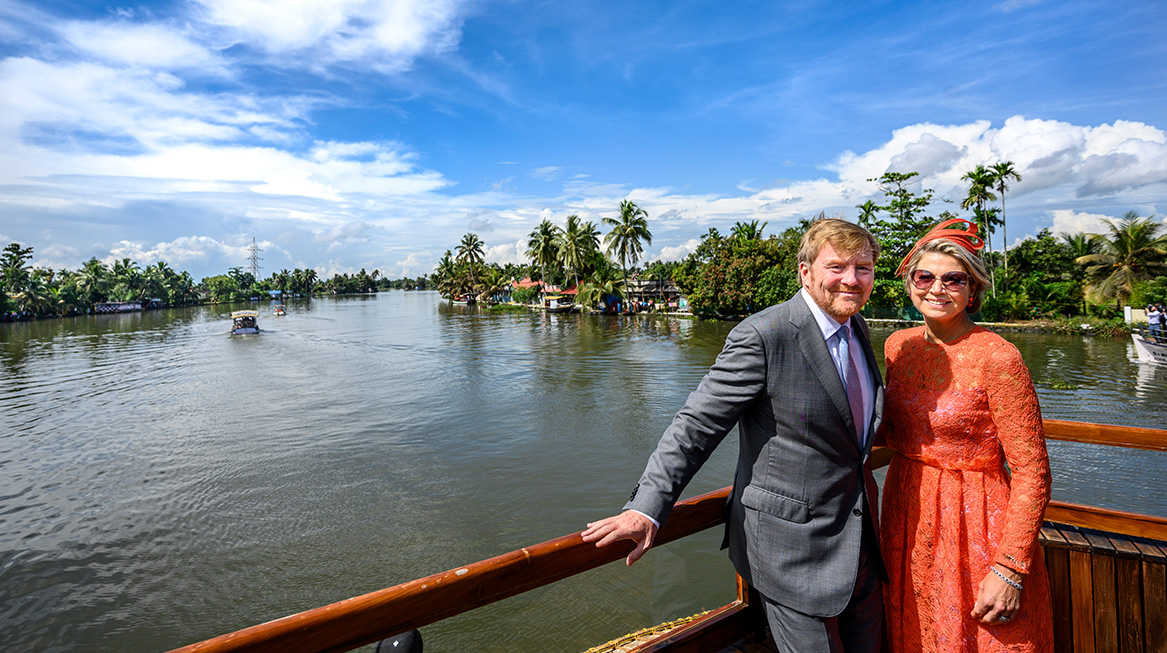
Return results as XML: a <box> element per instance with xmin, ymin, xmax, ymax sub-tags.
<box><xmin>790</xmin><ymin>295</ymin><xmax>860</xmax><ymax>450</ymax></box>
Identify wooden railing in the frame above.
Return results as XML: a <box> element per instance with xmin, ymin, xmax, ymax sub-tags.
<box><xmin>169</xmin><ymin>420</ymin><xmax>1167</xmax><ymax>653</ymax></box>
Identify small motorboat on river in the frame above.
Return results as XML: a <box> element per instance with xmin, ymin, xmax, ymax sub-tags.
<box><xmin>273</xmin><ymin>304</ymin><xmax>286</xmax><ymax>316</ymax></box>
<box><xmin>168</xmin><ymin>419</ymin><xmax>1167</xmax><ymax>653</ymax></box>
<box><xmin>1132</xmin><ymin>330</ymin><xmax>1167</xmax><ymax>365</ymax></box>
<box><xmin>230</xmin><ymin>310</ymin><xmax>259</xmax><ymax>335</ymax></box>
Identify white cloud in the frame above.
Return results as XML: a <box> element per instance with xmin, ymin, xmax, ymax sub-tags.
<box><xmin>483</xmin><ymin>238</ymin><xmax>527</xmax><ymax>266</ymax></box>
<box><xmin>107</xmin><ymin>236</ymin><xmax>248</xmax><ymax>266</ymax></box>
<box><xmin>59</xmin><ymin>21</ymin><xmax>224</xmax><ymax>71</ymax></box>
<box><xmin>655</xmin><ymin>238</ymin><xmax>702</xmax><ymax>263</ymax></box>
<box><xmin>252</xmin><ymin>169</ymin><xmax>341</xmax><ymax>200</ymax></box>
<box><xmin>392</xmin><ymin>252</ymin><xmax>434</xmax><ymax>277</ymax></box>
<box><xmin>196</xmin><ymin>0</ymin><xmax>465</xmax><ymax>70</ymax></box>
<box><xmin>1048</xmin><ymin>210</ymin><xmax>1114</xmax><ymax>236</ymax></box>
<box><xmin>310</xmin><ymin>221</ymin><xmax>374</xmax><ymax>246</ymax></box>
<box><xmin>826</xmin><ymin>116</ymin><xmax>1167</xmax><ymax>212</ymax></box>
<box><xmin>531</xmin><ymin>166</ymin><xmax>562</xmax><ymax>180</ymax></box>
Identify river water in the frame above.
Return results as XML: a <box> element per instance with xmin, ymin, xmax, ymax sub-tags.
<box><xmin>1</xmin><ymin>291</ymin><xmax>1165</xmax><ymax>652</ymax></box>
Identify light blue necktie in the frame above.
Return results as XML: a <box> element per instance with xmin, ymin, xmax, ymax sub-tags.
<box><xmin>837</xmin><ymin>324</ymin><xmax>864</xmax><ymax>445</ymax></box>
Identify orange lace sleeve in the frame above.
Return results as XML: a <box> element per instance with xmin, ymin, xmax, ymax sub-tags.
<box><xmin>983</xmin><ymin>340</ymin><xmax>1052</xmax><ymax>575</ymax></box>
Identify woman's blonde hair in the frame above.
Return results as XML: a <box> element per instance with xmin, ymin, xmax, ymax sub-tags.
<box><xmin>901</xmin><ymin>238</ymin><xmax>991</xmax><ymax>314</ymax></box>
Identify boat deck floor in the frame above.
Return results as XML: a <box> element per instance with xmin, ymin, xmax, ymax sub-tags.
<box><xmin>718</xmin><ymin>635</ymin><xmax>778</xmax><ymax>652</ymax></box>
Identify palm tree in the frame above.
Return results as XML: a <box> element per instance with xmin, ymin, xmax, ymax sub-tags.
<box><xmin>991</xmin><ymin>161</ymin><xmax>1022</xmax><ymax>274</ymax></box>
<box><xmin>11</xmin><ymin>275</ymin><xmax>49</xmax><ymax>316</ymax></box>
<box><xmin>455</xmin><ymin>233</ymin><xmax>486</xmax><ymax>288</ymax></box>
<box><xmin>75</xmin><ymin>258</ymin><xmax>109</xmax><ymax>306</ymax></box>
<box><xmin>434</xmin><ymin>250</ymin><xmax>458</xmax><ymax>299</ymax></box>
<box><xmin>526</xmin><ymin>220</ymin><xmax>561</xmax><ymax>300</ymax></box>
<box><xmin>1062</xmin><ymin>233</ymin><xmax>1098</xmax><ymax>260</ymax></box>
<box><xmin>476</xmin><ymin>266</ymin><xmax>508</xmax><ymax>304</ymax></box>
<box><xmin>1075</xmin><ymin>211</ymin><xmax>1167</xmax><ymax>309</ymax></box>
<box><xmin>603</xmin><ymin>200</ymin><xmax>652</xmax><ymax>309</ymax></box>
<box><xmin>1</xmin><ymin>242</ymin><xmax>33</xmax><ymax>300</ymax></box>
<box><xmin>578</xmin><ymin>220</ymin><xmax>603</xmax><ymax>277</ymax></box>
<box><xmin>111</xmin><ymin>258</ymin><xmax>144</xmax><ymax>301</ymax></box>
<box><xmin>961</xmin><ymin>165</ymin><xmax>999</xmax><ymax>295</ymax></box>
<box><xmin>556</xmin><ymin>215</ymin><xmax>590</xmax><ymax>291</ymax></box>
<box><xmin>577</xmin><ymin>263</ymin><xmax>625</xmax><ymax>313</ymax></box>
<box><xmin>731</xmin><ymin>220</ymin><xmax>767</xmax><ymax>240</ymax></box>
<box><xmin>855</xmin><ymin>201</ymin><xmax>879</xmax><ymax>229</ymax></box>
<box><xmin>275</xmin><ymin>269</ymin><xmax>291</xmax><ymax>294</ymax></box>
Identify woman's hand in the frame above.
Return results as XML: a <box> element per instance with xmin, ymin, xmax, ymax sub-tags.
<box><xmin>971</xmin><ymin>566</ymin><xmax>1023</xmax><ymax>625</ymax></box>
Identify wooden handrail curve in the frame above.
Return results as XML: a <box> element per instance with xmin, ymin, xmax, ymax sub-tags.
<box><xmin>171</xmin><ymin>419</ymin><xmax>1167</xmax><ymax>653</ymax></box>
<box><xmin>169</xmin><ymin>487</ymin><xmax>731</xmax><ymax>653</ymax></box>
<box><xmin>1041</xmin><ymin>418</ymin><xmax>1167</xmax><ymax>451</ymax></box>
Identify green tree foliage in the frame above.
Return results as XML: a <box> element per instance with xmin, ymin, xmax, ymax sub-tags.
<box><xmin>862</xmin><ymin>174</ymin><xmax>940</xmax><ymax>310</ymax></box>
<box><xmin>987</xmin><ymin>229</ymin><xmax>1082</xmax><ymax>319</ymax></box>
<box><xmin>731</xmin><ymin>220</ymin><xmax>767</xmax><ymax>240</ymax></box>
<box><xmin>1132</xmin><ymin>277</ymin><xmax>1167</xmax><ymax>307</ymax></box>
<box><xmin>1</xmin><ymin>242</ymin><xmax>34</xmax><ymax>294</ymax></box>
<box><xmin>674</xmin><ymin>226</ymin><xmax>801</xmax><ymax>316</ymax></box>
<box><xmin>1076</xmin><ymin>211</ymin><xmax>1167</xmax><ymax>308</ymax></box>
<box><xmin>577</xmin><ymin>259</ymin><xmax>625</xmax><ymax>312</ymax></box>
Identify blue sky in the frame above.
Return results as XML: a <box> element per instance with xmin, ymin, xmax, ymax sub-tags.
<box><xmin>1</xmin><ymin>0</ymin><xmax>1165</xmax><ymax>281</ymax></box>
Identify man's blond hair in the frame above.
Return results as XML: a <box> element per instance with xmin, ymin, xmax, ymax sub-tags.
<box><xmin>796</xmin><ymin>218</ymin><xmax>880</xmax><ymax>266</ymax></box>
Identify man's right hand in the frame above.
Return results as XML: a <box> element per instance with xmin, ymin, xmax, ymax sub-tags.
<box><xmin>581</xmin><ymin>510</ymin><xmax>659</xmax><ymax>566</ymax></box>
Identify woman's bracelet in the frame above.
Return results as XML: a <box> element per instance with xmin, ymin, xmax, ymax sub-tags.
<box><xmin>992</xmin><ymin>566</ymin><xmax>1024</xmax><ymax>591</ymax></box>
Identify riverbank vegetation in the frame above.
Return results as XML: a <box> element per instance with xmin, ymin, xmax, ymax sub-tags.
<box><xmin>429</xmin><ymin>163</ymin><xmax>1167</xmax><ymax>332</ymax></box>
<box><xmin>4</xmin><ymin>161</ymin><xmax>1165</xmax><ymax>331</ymax></box>
<box><xmin>0</xmin><ymin>244</ymin><xmax>392</xmax><ymax>320</ymax></box>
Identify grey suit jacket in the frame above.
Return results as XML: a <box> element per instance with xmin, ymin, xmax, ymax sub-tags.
<box><xmin>624</xmin><ymin>292</ymin><xmax>884</xmax><ymax>617</ymax></box>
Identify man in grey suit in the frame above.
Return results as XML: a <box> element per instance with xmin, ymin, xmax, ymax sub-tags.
<box><xmin>583</xmin><ymin>218</ymin><xmax>885</xmax><ymax>652</ymax></box>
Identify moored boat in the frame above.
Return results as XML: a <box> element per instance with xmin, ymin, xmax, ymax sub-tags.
<box><xmin>1132</xmin><ymin>330</ymin><xmax>1167</xmax><ymax>365</ymax></box>
<box><xmin>230</xmin><ymin>310</ymin><xmax>260</xmax><ymax>335</ymax></box>
<box><xmin>543</xmin><ymin>294</ymin><xmax>577</xmax><ymax>313</ymax></box>
<box><xmin>94</xmin><ymin>300</ymin><xmax>143</xmax><ymax>313</ymax></box>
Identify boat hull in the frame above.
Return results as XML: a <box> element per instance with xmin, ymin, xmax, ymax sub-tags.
<box><xmin>1132</xmin><ymin>332</ymin><xmax>1167</xmax><ymax>364</ymax></box>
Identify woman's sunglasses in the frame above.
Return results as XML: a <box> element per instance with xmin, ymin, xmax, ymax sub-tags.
<box><xmin>910</xmin><ymin>269</ymin><xmax>969</xmax><ymax>291</ymax></box>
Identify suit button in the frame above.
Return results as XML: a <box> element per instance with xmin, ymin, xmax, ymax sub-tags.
<box><xmin>853</xmin><ymin>508</ymin><xmax>863</xmax><ymax>516</ymax></box>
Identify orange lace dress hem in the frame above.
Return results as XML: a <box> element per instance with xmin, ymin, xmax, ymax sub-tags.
<box><xmin>878</xmin><ymin>326</ymin><xmax>1054</xmax><ymax>652</ymax></box>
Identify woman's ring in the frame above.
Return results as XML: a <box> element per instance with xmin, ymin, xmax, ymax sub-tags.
<box><xmin>998</xmin><ymin>615</ymin><xmax>1011</xmax><ymax>623</ymax></box>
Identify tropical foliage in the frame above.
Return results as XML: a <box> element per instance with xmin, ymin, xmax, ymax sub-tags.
<box><xmin>673</xmin><ymin>226</ymin><xmax>800</xmax><ymax>316</ymax></box>
<box><xmin>1075</xmin><ymin>211</ymin><xmax>1167</xmax><ymax>308</ymax></box>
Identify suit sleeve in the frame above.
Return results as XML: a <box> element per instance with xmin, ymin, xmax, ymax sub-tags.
<box><xmin>624</xmin><ymin>320</ymin><xmax>768</xmax><ymax>526</ymax></box>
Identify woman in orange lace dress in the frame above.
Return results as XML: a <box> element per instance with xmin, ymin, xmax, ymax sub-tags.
<box><xmin>878</xmin><ymin>220</ymin><xmax>1054</xmax><ymax>652</ymax></box>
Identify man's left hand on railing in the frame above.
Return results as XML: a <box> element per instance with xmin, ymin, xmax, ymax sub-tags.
<box><xmin>582</xmin><ymin>510</ymin><xmax>659</xmax><ymax>566</ymax></box>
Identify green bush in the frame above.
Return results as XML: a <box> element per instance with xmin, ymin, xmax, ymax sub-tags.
<box><xmin>1132</xmin><ymin>276</ymin><xmax>1167</xmax><ymax>307</ymax></box>
<box><xmin>511</xmin><ymin>285</ymin><xmax>539</xmax><ymax>304</ymax></box>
